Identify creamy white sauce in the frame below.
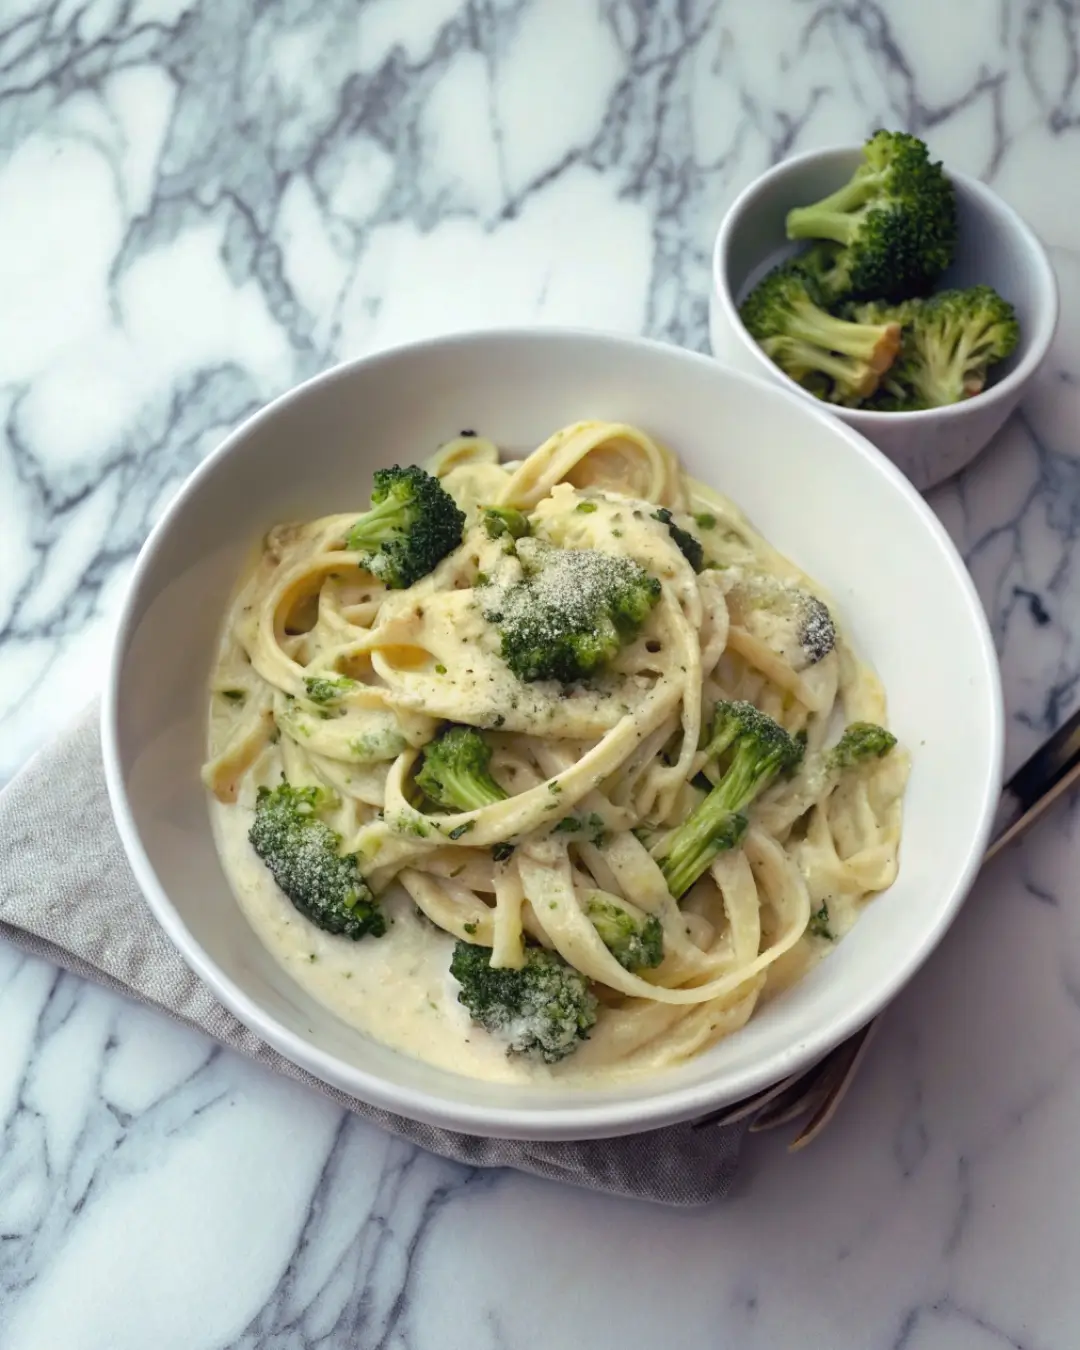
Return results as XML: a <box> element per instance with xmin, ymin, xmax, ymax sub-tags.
<box><xmin>211</xmin><ymin>800</ymin><xmax>555</xmax><ymax>1083</ymax></box>
<box><xmin>203</xmin><ymin>434</ymin><xmax>907</xmax><ymax>1085</ymax></box>
<box><xmin>213</xmin><ymin>789</ymin><xmax>828</xmax><ymax>1084</ymax></box>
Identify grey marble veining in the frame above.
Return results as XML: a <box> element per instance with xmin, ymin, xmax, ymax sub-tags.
<box><xmin>2</xmin><ymin>1</ymin><xmax>1080</xmax><ymax>1345</ymax></box>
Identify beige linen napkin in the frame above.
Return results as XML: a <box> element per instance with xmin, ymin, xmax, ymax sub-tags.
<box><xmin>0</xmin><ymin>704</ymin><xmax>747</xmax><ymax>1205</ymax></box>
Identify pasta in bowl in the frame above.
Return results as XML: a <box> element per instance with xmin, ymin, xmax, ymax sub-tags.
<box><xmin>103</xmin><ymin>330</ymin><xmax>1001</xmax><ymax>1138</ymax></box>
<box><xmin>202</xmin><ymin>419</ymin><xmax>909</xmax><ymax>1085</ymax></box>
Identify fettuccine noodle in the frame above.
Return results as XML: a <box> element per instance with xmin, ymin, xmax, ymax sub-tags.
<box><xmin>203</xmin><ymin>421</ymin><xmax>908</xmax><ymax>1085</ymax></box>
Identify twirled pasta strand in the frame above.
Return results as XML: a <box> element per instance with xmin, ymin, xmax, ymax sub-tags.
<box><xmin>203</xmin><ymin>421</ymin><xmax>908</xmax><ymax>1079</ymax></box>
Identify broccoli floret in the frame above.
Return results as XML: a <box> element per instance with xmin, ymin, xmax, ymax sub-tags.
<box><xmin>796</xmin><ymin>240</ymin><xmax>847</xmax><ymax>289</ymax></box>
<box><xmin>658</xmin><ymin>701</ymin><xmax>803</xmax><ymax>899</ymax></box>
<box><xmin>483</xmin><ymin>538</ymin><xmax>661</xmax><ymax>684</ymax></box>
<box><xmin>652</xmin><ymin>508</ymin><xmax>704</xmax><ymax>572</ymax></box>
<box><xmin>827</xmin><ymin>722</ymin><xmax>897</xmax><ymax>769</ymax></box>
<box><xmin>249</xmin><ymin>784</ymin><xmax>384</xmax><ymax>939</ymax></box>
<box><xmin>346</xmin><ymin>465</ymin><xmax>465</xmax><ymax>589</ymax></box>
<box><xmin>757</xmin><ymin>721</ymin><xmax>896</xmax><ymax>836</ymax></box>
<box><xmin>585</xmin><ymin>896</ymin><xmax>664</xmax><ymax>971</ymax></box>
<box><xmin>727</xmin><ymin>574</ymin><xmax>836</xmax><ymax>669</ymax></box>
<box><xmin>740</xmin><ymin>261</ymin><xmax>901</xmax><ymax>405</ymax></box>
<box><xmin>304</xmin><ymin>675</ymin><xmax>356</xmax><ymax>705</ymax></box>
<box><xmin>852</xmin><ymin>287</ymin><xmax>1020</xmax><ymax>409</ymax></box>
<box><xmin>415</xmin><ymin>726</ymin><xmax>508</xmax><ymax>812</ymax></box>
<box><xmin>481</xmin><ymin>506</ymin><xmax>531</xmax><ymax>541</ymax></box>
<box><xmin>450</xmin><ymin>941</ymin><xmax>598</xmax><ymax>1062</ymax></box>
<box><xmin>785</xmin><ymin>130</ymin><xmax>957</xmax><ymax>303</ymax></box>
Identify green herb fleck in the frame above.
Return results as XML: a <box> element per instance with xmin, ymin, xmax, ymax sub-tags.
<box><xmin>652</xmin><ymin>507</ymin><xmax>704</xmax><ymax>572</ymax></box>
<box><xmin>481</xmin><ymin>506</ymin><xmax>530</xmax><ymax>541</ymax></box>
<box><xmin>448</xmin><ymin>821</ymin><xmax>475</xmax><ymax>840</ymax></box>
<box><xmin>694</xmin><ymin>513</ymin><xmax>717</xmax><ymax>529</ymax></box>
<box><xmin>585</xmin><ymin>812</ymin><xmax>608</xmax><ymax>844</ymax></box>
<box><xmin>808</xmin><ymin>903</ymin><xmax>832</xmax><ymax>940</ymax></box>
<box><xmin>305</xmin><ymin>675</ymin><xmax>357</xmax><ymax>705</ymax></box>
<box><xmin>348</xmin><ymin>730</ymin><xmax>409</xmax><ymax>761</ymax></box>
<box><xmin>435</xmin><ymin>663</ymin><xmax>447</xmax><ymax>675</ymax></box>
<box><xmin>575</xmin><ymin>501</ymin><xmax>597</xmax><ymax>513</ymax></box>
<box><xmin>463</xmin><ymin>921</ymin><xmax>478</xmax><ymax>935</ymax></box>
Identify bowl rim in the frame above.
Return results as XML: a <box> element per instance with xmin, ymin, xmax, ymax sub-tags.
<box><xmin>100</xmin><ymin>326</ymin><xmax>1005</xmax><ymax>1140</ymax></box>
<box><xmin>711</xmin><ymin>143</ymin><xmax>1061</xmax><ymax>424</ymax></box>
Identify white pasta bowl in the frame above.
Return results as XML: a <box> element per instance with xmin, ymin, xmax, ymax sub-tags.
<box><xmin>102</xmin><ymin>329</ymin><xmax>1003</xmax><ymax>1141</ymax></box>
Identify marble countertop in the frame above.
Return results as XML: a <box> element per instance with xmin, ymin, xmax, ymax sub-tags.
<box><xmin>2</xmin><ymin>1</ymin><xmax>1079</xmax><ymax>1344</ymax></box>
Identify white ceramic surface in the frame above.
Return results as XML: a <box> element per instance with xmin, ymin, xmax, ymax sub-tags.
<box><xmin>101</xmin><ymin>327</ymin><xmax>1003</xmax><ymax>1142</ymax></box>
<box><xmin>709</xmin><ymin>146</ymin><xmax>1060</xmax><ymax>492</ymax></box>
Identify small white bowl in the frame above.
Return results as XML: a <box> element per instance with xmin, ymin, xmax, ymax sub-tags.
<box><xmin>102</xmin><ymin>329</ymin><xmax>1003</xmax><ymax>1140</ymax></box>
<box><xmin>710</xmin><ymin>146</ymin><xmax>1060</xmax><ymax>492</ymax></box>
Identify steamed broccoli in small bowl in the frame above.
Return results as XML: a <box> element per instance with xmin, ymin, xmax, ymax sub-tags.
<box><xmin>739</xmin><ymin>260</ymin><xmax>901</xmax><ymax>406</ymax></box>
<box><xmin>735</xmin><ymin>129</ymin><xmax>1022</xmax><ymax>414</ymax></box>
<box><xmin>785</xmin><ymin>129</ymin><xmax>957</xmax><ymax>304</ymax></box>
<box><xmin>847</xmin><ymin>288</ymin><xmax>1020</xmax><ymax>409</ymax></box>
